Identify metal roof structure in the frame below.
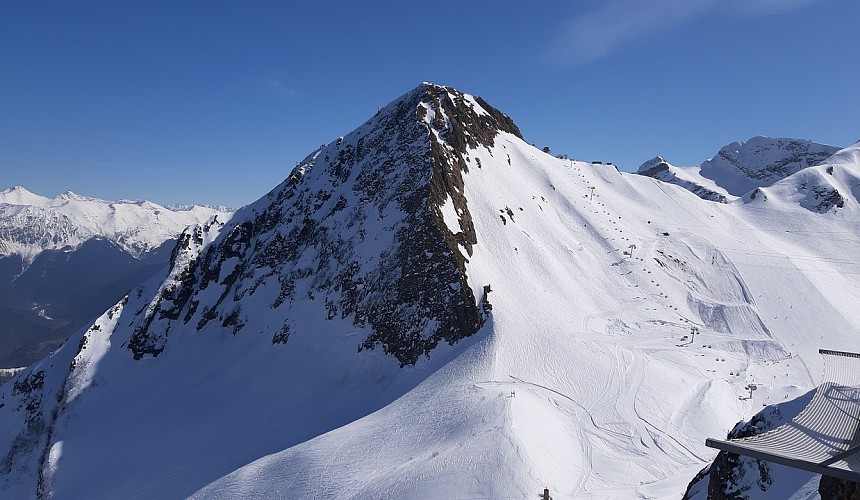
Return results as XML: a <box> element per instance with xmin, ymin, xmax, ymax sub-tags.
<box><xmin>706</xmin><ymin>349</ymin><xmax>860</xmax><ymax>482</ymax></box>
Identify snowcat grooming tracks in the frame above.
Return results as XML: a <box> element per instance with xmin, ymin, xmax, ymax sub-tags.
<box><xmin>705</xmin><ymin>349</ymin><xmax>860</xmax><ymax>482</ymax></box>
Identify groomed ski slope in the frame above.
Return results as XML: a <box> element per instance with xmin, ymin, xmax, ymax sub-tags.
<box><xmin>194</xmin><ymin>133</ymin><xmax>860</xmax><ymax>498</ymax></box>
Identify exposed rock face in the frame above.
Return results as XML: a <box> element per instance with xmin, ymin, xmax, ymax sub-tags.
<box><xmin>819</xmin><ymin>476</ymin><xmax>860</xmax><ymax>499</ymax></box>
<box><xmin>683</xmin><ymin>410</ymin><xmax>775</xmax><ymax>499</ymax></box>
<box><xmin>0</xmin><ymin>298</ymin><xmax>127</xmax><ymax>496</ymax></box>
<box><xmin>0</xmin><ymin>237</ymin><xmax>175</xmax><ymax>368</ymax></box>
<box><xmin>0</xmin><ymin>208</ymin><xmax>79</xmax><ymax>254</ymax></box>
<box><xmin>743</xmin><ymin>159</ymin><xmax>854</xmax><ymax>214</ymax></box>
<box><xmin>0</xmin><ymin>366</ymin><xmax>55</xmax><ymax>494</ymax></box>
<box><xmin>809</xmin><ymin>184</ymin><xmax>845</xmax><ymax>212</ymax></box>
<box><xmin>125</xmin><ymin>83</ymin><xmax>520</xmax><ymax>366</ymax></box>
<box><xmin>2</xmin><ymin>370</ymin><xmax>47</xmax><ymax>470</ymax></box>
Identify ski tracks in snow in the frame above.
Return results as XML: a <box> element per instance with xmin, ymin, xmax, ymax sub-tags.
<box><xmin>501</xmin><ymin>374</ymin><xmax>598</xmax><ymax>495</ymax></box>
<box><xmin>614</xmin><ymin>347</ymin><xmax>705</xmax><ymax>463</ymax></box>
<box><xmin>489</xmin><ymin>342</ymin><xmax>707</xmax><ymax>497</ymax></box>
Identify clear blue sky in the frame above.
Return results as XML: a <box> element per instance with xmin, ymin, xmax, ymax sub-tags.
<box><xmin>2</xmin><ymin>0</ymin><xmax>858</xmax><ymax>208</ymax></box>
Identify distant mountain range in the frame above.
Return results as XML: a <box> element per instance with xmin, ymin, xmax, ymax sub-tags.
<box><xmin>636</xmin><ymin>137</ymin><xmax>842</xmax><ymax>206</ymax></box>
<box><xmin>0</xmin><ymin>84</ymin><xmax>857</xmax><ymax>499</ymax></box>
<box><xmin>0</xmin><ymin>187</ymin><xmax>231</xmax><ymax>368</ymax></box>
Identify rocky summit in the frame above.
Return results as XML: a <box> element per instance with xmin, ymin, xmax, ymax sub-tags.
<box><xmin>126</xmin><ymin>83</ymin><xmax>522</xmax><ymax>366</ymax></box>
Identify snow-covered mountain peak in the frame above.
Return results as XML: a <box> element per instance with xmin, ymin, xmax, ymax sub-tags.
<box><xmin>0</xmin><ymin>186</ymin><xmax>232</xmax><ymax>263</ymax></box>
<box><xmin>637</xmin><ymin>136</ymin><xmax>843</xmax><ymax>204</ymax></box>
<box><xmin>125</xmin><ymin>82</ymin><xmax>523</xmax><ymax>366</ymax></box>
<box><xmin>54</xmin><ymin>191</ymin><xmax>92</xmax><ymax>203</ymax></box>
<box><xmin>699</xmin><ymin>136</ymin><xmax>841</xmax><ymax>196</ymax></box>
<box><xmin>0</xmin><ymin>186</ymin><xmax>50</xmax><ymax>206</ymax></box>
<box><xmin>636</xmin><ymin>156</ymin><xmax>668</xmax><ymax>173</ymax></box>
<box><xmin>743</xmin><ymin>141</ymin><xmax>860</xmax><ymax>213</ymax></box>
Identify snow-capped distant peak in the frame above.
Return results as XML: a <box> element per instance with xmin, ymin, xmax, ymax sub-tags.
<box><xmin>698</xmin><ymin>136</ymin><xmax>841</xmax><ymax>196</ymax></box>
<box><xmin>0</xmin><ymin>186</ymin><xmax>233</xmax><ymax>263</ymax></box>
<box><xmin>54</xmin><ymin>191</ymin><xmax>101</xmax><ymax>203</ymax></box>
<box><xmin>637</xmin><ymin>137</ymin><xmax>843</xmax><ymax>203</ymax></box>
<box><xmin>0</xmin><ymin>186</ymin><xmax>51</xmax><ymax>206</ymax></box>
<box><xmin>744</xmin><ymin>141</ymin><xmax>860</xmax><ymax>213</ymax></box>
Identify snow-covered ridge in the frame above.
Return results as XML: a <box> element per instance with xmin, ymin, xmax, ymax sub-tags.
<box><xmin>700</xmin><ymin>136</ymin><xmax>840</xmax><ymax>197</ymax></box>
<box><xmin>743</xmin><ymin>141</ymin><xmax>860</xmax><ymax>214</ymax></box>
<box><xmin>637</xmin><ymin>156</ymin><xmax>730</xmax><ymax>203</ymax></box>
<box><xmin>0</xmin><ymin>186</ymin><xmax>233</xmax><ymax>263</ymax></box>
<box><xmin>637</xmin><ymin>137</ymin><xmax>842</xmax><ymax>203</ymax></box>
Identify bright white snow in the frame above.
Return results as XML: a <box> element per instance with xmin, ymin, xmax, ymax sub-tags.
<box><xmin>0</xmin><ymin>186</ymin><xmax>232</xmax><ymax>264</ymax></box>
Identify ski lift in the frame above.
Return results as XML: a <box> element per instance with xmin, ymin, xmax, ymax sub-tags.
<box><xmin>746</xmin><ymin>383</ymin><xmax>757</xmax><ymax>399</ymax></box>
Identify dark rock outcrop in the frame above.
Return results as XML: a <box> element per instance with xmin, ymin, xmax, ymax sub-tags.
<box><xmin>820</xmin><ymin>476</ymin><xmax>860</xmax><ymax>499</ymax></box>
